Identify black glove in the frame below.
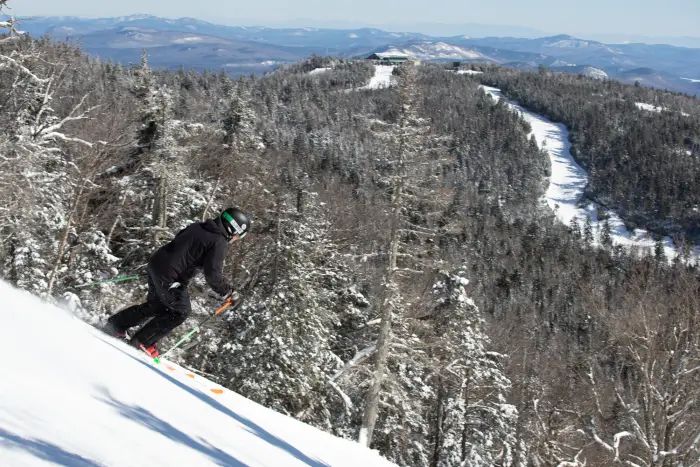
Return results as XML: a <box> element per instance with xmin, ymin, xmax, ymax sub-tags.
<box><xmin>208</xmin><ymin>285</ymin><xmax>234</xmax><ymax>302</ymax></box>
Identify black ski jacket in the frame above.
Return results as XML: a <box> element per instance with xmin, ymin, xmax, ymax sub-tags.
<box><xmin>148</xmin><ymin>219</ymin><xmax>232</xmax><ymax>296</ymax></box>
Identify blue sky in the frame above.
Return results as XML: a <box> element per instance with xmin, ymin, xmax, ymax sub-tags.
<box><xmin>13</xmin><ymin>0</ymin><xmax>700</xmax><ymax>38</ymax></box>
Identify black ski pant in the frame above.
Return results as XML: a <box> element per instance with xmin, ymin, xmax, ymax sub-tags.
<box><xmin>107</xmin><ymin>267</ymin><xmax>191</xmax><ymax>348</ymax></box>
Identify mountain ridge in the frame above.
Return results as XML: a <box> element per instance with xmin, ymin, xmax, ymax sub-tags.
<box><xmin>12</xmin><ymin>15</ymin><xmax>700</xmax><ymax>94</ymax></box>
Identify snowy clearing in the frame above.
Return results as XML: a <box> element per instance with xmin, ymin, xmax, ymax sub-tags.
<box><xmin>457</xmin><ymin>70</ymin><xmax>483</xmax><ymax>75</ymax></box>
<box><xmin>308</xmin><ymin>67</ymin><xmax>331</xmax><ymax>75</ymax></box>
<box><xmin>358</xmin><ymin>65</ymin><xmax>395</xmax><ymax>90</ymax></box>
<box><xmin>682</xmin><ymin>77</ymin><xmax>700</xmax><ymax>83</ymax></box>
<box><xmin>0</xmin><ymin>281</ymin><xmax>396</xmax><ymax>467</ymax></box>
<box><xmin>635</xmin><ymin>102</ymin><xmax>690</xmax><ymax>117</ymax></box>
<box><xmin>635</xmin><ymin>102</ymin><xmax>665</xmax><ymax>113</ymax></box>
<box><xmin>481</xmin><ymin>85</ymin><xmax>700</xmax><ymax>262</ymax></box>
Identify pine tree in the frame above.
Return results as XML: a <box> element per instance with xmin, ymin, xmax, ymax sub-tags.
<box><xmin>583</xmin><ymin>215</ymin><xmax>594</xmax><ymax>245</ymax></box>
<box><xmin>429</xmin><ymin>270</ymin><xmax>519</xmax><ymax>466</ymax></box>
<box><xmin>0</xmin><ymin>36</ymin><xmax>97</xmax><ymax>298</ymax></box>
<box><xmin>600</xmin><ymin>218</ymin><xmax>612</xmax><ymax>248</ymax></box>
<box><xmin>200</xmin><ymin>192</ymin><xmax>357</xmax><ymax>431</ymax></box>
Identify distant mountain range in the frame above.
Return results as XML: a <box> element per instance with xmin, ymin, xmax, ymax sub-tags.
<box><xmin>12</xmin><ymin>15</ymin><xmax>700</xmax><ymax>95</ymax></box>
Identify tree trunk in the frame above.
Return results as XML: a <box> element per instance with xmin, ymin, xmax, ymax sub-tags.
<box><xmin>460</xmin><ymin>376</ymin><xmax>471</xmax><ymax>464</ymax></box>
<box><xmin>359</xmin><ymin>180</ymin><xmax>402</xmax><ymax>447</ymax></box>
<box><xmin>430</xmin><ymin>379</ymin><xmax>446</xmax><ymax>467</ymax></box>
<box><xmin>271</xmin><ymin>195</ymin><xmax>284</xmax><ymax>286</ymax></box>
<box><xmin>201</xmin><ymin>175</ymin><xmax>221</xmax><ymax>220</ymax></box>
<box><xmin>47</xmin><ymin>182</ymin><xmax>85</xmax><ymax>296</ymax></box>
<box><xmin>106</xmin><ymin>193</ymin><xmax>127</xmax><ymax>248</ymax></box>
<box><xmin>153</xmin><ymin>174</ymin><xmax>168</xmax><ymax>242</ymax></box>
<box><xmin>360</xmin><ymin>66</ymin><xmax>417</xmax><ymax>447</ymax></box>
<box><xmin>68</xmin><ymin>191</ymin><xmax>94</xmax><ymax>269</ymax></box>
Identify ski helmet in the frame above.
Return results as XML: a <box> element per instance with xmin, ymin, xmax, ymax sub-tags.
<box><xmin>221</xmin><ymin>207</ymin><xmax>251</xmax><ymax>239</ymax></box>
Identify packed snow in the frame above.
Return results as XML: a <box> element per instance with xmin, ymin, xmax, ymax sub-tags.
<box><xmin>681</xmin><ymin>77</ymin><xmax>700</xmax><ymax>83</ymax></box>
<box><xmin>358</xmin><ymin>65</ymin><xmax>395</xmax><ymax>90</ymax></box>
<box><xmin>481</xmin><ymin>85</ymin><xmax>700</xmax><ymax>262</ymax></box>
<box><xmin>457</xmin><ymin>70</ymin><xmax>483</xmax><ymax>75</ymax></box>
<box><xmin>0</xmin><ymin>281</ymin><xmax>396</xmax><ymax>467</ymax></box>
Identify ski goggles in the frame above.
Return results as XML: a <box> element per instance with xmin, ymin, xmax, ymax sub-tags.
<box><xmin>222</xmin><ymin>212</ymin><xmax>248</xmax><ymax>238</ymax></box>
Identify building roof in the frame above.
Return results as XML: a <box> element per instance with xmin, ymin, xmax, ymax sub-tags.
<box><xmin>367</xmin><ymin>51</ymin><xmax>412</xmax><ymax>60</ymax></box>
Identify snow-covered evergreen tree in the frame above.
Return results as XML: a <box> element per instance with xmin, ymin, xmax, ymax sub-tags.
<box><xmin>199</xmin><ymin>191</ymin><xmax>358</xmax><ymax>431</ymax></box>
<box><xmin>429</xmin><ymin>270</ymin><xmax>519</xmax><ymax>466</ymax></box>
<box><xmin>0</xmin><ymin>35</ymin><xmax>98</xmax><ymax>300</ymax></box>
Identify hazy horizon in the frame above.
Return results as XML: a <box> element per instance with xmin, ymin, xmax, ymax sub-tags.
<box><xmin>13</xmin><ymin>0</ymin><xmax>700</xmax><ymax>41</ymax></box>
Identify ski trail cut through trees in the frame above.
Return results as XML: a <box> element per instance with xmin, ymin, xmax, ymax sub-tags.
<box><xmin>358</xmin><ymin>65</ymin><xmax>395</xmax><ymax>90</ymax></box>
<box><xmin>479</xmin><ymin>85</ymin><xmax>700</xmax><ymax>264</ymax></box>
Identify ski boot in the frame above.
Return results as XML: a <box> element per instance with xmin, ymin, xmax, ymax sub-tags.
<box><xmin>102</xmin><ymin>321</ymin><xmax>128</xmax><ymax>341</ymax></box>
<box><xmin>130</xmin><ymin>338</ymin><xmax>159</xmax><ymax>359</ymax></box>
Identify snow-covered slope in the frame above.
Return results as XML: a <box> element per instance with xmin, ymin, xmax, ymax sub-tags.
<box><xmin>0</xmin><ymin>281</ymin><xmax>396</xmax><ymax>467</ymax></box>
<box><xmin>579</xmin><ymin>66</ymin><xmax>608</xmax><ymax>79</ymax></box>
<box><xmin>480</xmin><ymin>85</ymin><xmax>700</xmax><ymax>263</ymax></box>
<box><xmin>358</xmin><ymin>65</ymin><xmax>394</xmax><ymax>90</ymax></box>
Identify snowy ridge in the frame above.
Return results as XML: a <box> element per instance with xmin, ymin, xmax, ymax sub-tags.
<box><xmin>308</xmin><ymin>67</ymin><xmax>331</xmax><ymax>75</ymax></box>
<box><xmin>542</xmin><ymin>36</ymin><xmax>620</xmax><ymax>54</ymax></box>
<box><xmin>0</xmin><ymin>281</ymin><xmax>396</xmax><ymax>467</ymax></box>
<box><xmin>374</xmin><ymin>43</ymin><xmax>486</xmax><ymax>61</ymax></box>
<box><xmin>582</xmin><ymin>66</ymin><xmax>608</xmax><ymax>79</ymax></box>
<box><xmin>481</xmin><ymin>86</ymin><xmax>700</xmax><ymax>263</ymax></box>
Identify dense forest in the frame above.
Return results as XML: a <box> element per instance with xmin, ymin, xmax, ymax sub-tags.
<box><xmin>1</xmin><ymin>14</ymin><xmax>699</xmax><ymax>467</ymax></box>
<box><xmin>477</xmin><ymin>64</ymin><xmax>700</xmax><ymax>242</ymax></box>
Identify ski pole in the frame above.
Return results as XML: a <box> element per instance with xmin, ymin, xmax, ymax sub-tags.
<box><xmin>154</xmin><ymin>298</ymin><xmax>234</xmax><ymax>364</ymax></box>
<box><xmin>75</xmin><ymin>274</ymin><xmax>142</xmax><ymax>288</ymax></box>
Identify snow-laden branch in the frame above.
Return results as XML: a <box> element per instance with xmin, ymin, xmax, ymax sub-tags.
<box><xmin>331</xmin><ymin>344</ymin><xmax>376</xmax><ymax>381</ymax></box>
<box><xmin>38</xmin><ymin>93</ymin><xmax>98</xmax><ymax>136</ymax></box>
<box><xmin>0</xmin><ymin>12</ymin><xmax>25</xmax><ymax>40</ymax></box>
<box><xmin>588</xmin><ymin>419</ymin><xmax>614</xmax><ymax>454</ymax></box>
<box><xmin>29</xmin><ymin>92</ymin><xmax>98</xmax><ymax>149</ymax></box>
<box><xmin>328</xmin><ymin>379</ymin><xmax>353</xmax><ymax>412</ymax></box>
<box><xmin>613</xmin><ymin>432</ymin><xmax>634</xmax><ymax>462</ymax></box>
<box><xmin>614</xmin><ymin>389</ymin><xmax>650</xmax><ymax>450</ymax></box>
<box><xmin>682</xmin><ymin>365</ymin><xmax>700</xmax><ymax>377</ymax></box>
<box><xmin>39</xmin><ymin>132</ymin><xmax>93</xmax><ymax>148</ymax></box>
<box><xmin>0</xmin><ymin>55</ymin><xmax>47</xmax><ymax>85</ymax></box>
<box><xmin>394</xmin><ymin>267</ymin><xmax>425</xmax><ymax>275</ymax></box>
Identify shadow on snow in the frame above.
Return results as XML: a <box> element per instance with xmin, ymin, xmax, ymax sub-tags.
<box><xmin>0</xmin><ymin>427</ymin><xmax>103</xmax><ymax>467</ymax></box>
<box><xmin>96</xmin><ymin>335</ymin><xmax>330</xmax><ymax>467</ymax></box>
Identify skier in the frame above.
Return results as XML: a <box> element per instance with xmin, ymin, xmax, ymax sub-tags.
<box><xmin>103</xmin><ymin>207</ymin><xmax>251</xmax><ymax>357</ymax></box>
